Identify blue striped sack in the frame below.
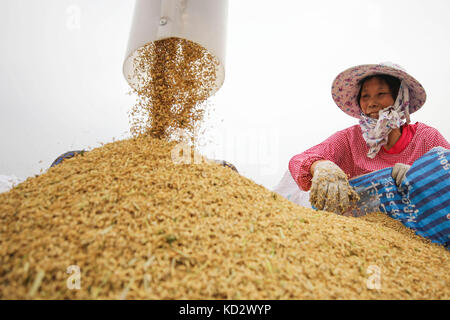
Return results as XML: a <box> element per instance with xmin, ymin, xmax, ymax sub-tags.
<box><xmin>348</xmin><ymin>147</ymin><xmax>450</xmax><ymax>248</ymax></box>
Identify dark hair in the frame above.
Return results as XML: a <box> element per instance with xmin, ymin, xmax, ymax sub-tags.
<box><xmin>357</xmin><ymin>74</ymin><xmax>401</xmax><ymax>106</ymax></box>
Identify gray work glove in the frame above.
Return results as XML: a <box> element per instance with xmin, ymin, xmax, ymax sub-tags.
<box><xmin>310</xmin><ymin>161</ymin><xmax>359</xmax><ymax>215</ymax></box>
<box><xmin>392</xmin><ymin>163</ymin><xmax>411</xmax><ymax>187</ymax></box>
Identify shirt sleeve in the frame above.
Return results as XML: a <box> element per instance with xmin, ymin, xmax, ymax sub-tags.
<box><xmin>423</xmin><ymin>126</ymin><xmax>450</xmax><ymax>150</ymax></box>
<box><xmin>288</xmin><ymin>129</ymin><xmax>353</xmax><ymax>191</ymax></box>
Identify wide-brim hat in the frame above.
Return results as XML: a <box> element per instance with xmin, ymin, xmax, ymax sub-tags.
<box><xmin>331</xmin><ymin>62</ymin><xmax>427</xmax><ymax>119</ymax></box>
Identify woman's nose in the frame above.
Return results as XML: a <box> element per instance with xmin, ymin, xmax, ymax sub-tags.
<box><xmin>366</xmin><ymin>99</ymin><xmax>379</xmax><ymax>110</ymax></box>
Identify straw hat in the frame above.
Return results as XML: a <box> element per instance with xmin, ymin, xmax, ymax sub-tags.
<box><xmin>331</xmin><ymin>62</ymin><xmax>427</xmax><ymax>119</ymax></box>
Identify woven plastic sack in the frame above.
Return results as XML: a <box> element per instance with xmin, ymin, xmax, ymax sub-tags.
<box><xmin>0</xmin><ymin>175</ymin><xmax>24</xmax><ymax>194</ymax></box>
<box><xmin>348</xmin><ymin>147</ymin><xmax>450</xmax><ymax>248</ymax></box>
<box><xmin>273</xmin><ymin>170</ymin><xmax>312</xmax><ymax>208</ymax></box>
<box><xmin>50</xmin><ymin>150</ymin><xmax>86</xmax><ymax>168</ymax></box>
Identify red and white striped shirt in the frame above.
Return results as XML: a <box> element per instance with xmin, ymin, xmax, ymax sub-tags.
<box><xmin>289</xmin><ymin>122</ymin><xmax>450</xmax><ymax>191</ymax></box>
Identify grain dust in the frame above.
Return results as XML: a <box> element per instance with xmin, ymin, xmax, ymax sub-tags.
<box><xmin>127</xmin><ymin>37</ymin><xmax>219</xmax><ymax>143</ymax></box>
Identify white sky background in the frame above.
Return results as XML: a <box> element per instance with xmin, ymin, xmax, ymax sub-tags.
<box><xmin>0</xmin><ymin>0</ymin><xmax>449</xmax><ymax>190</ymax></box>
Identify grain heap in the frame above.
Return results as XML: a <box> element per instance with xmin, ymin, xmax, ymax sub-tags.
<box><xmin>0</xmin><ymin>135</ymin><xmax>448</xmax><ymax>300</ymax></box>
<box><xmin>1</xmin><ymin>36</ymin><xmax>448</xmax><ymax>300</ymax></box>
<box><xmin>128</xmin><ymin>37</ymin><xmax>219</xmax><ymax>142</ymax></box>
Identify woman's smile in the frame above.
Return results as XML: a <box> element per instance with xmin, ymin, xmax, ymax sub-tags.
<box><xmin>368</xmin><ymin>111</ymin><xmax>380</xmax><ymax>119</ymax></box>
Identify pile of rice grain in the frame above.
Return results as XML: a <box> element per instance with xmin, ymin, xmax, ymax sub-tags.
<box><xmin>0</xmin><ymin>135</ymin><xmax>448</xmax><ymax>300</ymax></box>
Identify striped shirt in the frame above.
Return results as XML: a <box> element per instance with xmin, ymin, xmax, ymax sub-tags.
<box><xmin>289</xmin><ymin>122</ymin><xmax>450</xmax><ymax>191</ymax></box>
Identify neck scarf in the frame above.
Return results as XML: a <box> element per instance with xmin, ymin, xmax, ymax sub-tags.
<box><xmin>359</xmin><ymin>81</ymin><xmax>411</xmax><ymax>159</ymax></box>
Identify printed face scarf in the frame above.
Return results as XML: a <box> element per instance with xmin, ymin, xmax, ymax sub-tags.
<box><xmin>359</xmin><ymin>81</ymin><xmax>411</xmax><ymax>159</ymax></box>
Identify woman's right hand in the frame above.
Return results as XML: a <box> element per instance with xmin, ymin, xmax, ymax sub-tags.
<box><xmin>391</xmin><ymin>163</ymin><xmax>411</xmax><ymax>187</ymax></box>
<box><xmin>309</xmin><ymin>160</ymin><xmax>359</xmax><ymax>214</ymax></box>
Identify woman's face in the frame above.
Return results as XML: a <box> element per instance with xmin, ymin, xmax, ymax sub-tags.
<box><xmin>359</xmin><ymin>77</ymin><xmax>395</xmax><ymax>119</ymax></box>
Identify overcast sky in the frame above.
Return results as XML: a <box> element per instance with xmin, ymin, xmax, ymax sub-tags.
<box><xmin>1</xmin><ymin>0</ymin><xmax>449</xmax><ymax>190</ymax></box>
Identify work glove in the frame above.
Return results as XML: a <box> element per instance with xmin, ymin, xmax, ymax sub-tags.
<box><xmin>310</xmin><ymin>161</ymin><xmax>359</xmax><ymax>215</ymax></box>
<box><xmin>392</xmin><ymin>163</ymin><xmax>411</xmax><ymax>187</ymax></box>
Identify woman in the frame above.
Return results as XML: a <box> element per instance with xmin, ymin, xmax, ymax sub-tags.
<box><xmin>289</xmin><ymin>62</ymin><xmax>450</xmax><ymax>214</ymax></box>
